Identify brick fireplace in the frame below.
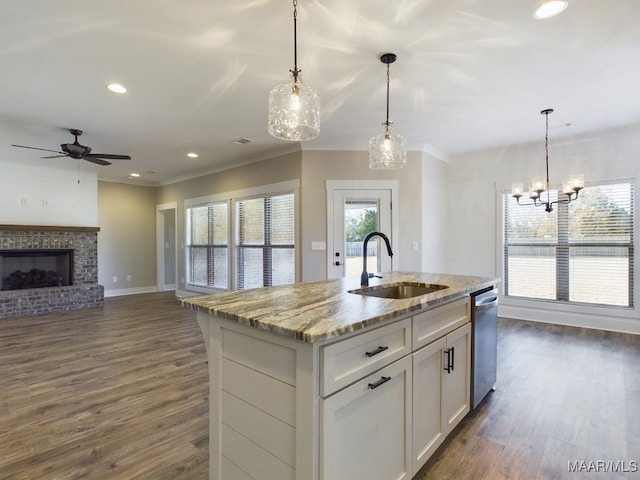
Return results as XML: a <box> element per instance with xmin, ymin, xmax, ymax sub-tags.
<box><xmin>0</xmin><ymin>225</ymin><xmax>104</xmax><ymax>318</ymax></box>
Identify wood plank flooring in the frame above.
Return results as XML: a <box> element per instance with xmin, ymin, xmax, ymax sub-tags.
<box><xmin>0</xmin><ymin>292</ymin><xmax>208</xmax><ymax>480</ymax></box>
<box><xmin>415</xmin><ymin>317</ymin><xmax>640</xmax><ymax>480</ymax></box>
<box><xmin>1</xmin><ymin>293</ymin><xmax>639</xmax><ymax>479</ymax></box>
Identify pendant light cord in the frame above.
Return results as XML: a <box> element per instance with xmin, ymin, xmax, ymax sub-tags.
<box><xmin>544</xmin><ymin>110</ymin><xmax>550</xmax><ymax>202</ymax></box>
<box><xmin>291</xmin><ymin>0</ymin><xmax>300</xmax><ymax>82</ymax></box>
<box><xmin>385</xmin><ymin>62</ymin><xmax>391</xmax><ymax>131</ymax></box>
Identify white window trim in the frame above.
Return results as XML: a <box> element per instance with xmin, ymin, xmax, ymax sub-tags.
<box><xmin>184</xmin><ymin>180</ymin><xmax>300</xmax><ymax>293</ymax></box>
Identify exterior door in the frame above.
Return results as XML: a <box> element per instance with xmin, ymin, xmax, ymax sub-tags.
<box><xmin>329</xmin><ymin>189</ymin><xmax>392</xmax><ymax>279</ymax></box>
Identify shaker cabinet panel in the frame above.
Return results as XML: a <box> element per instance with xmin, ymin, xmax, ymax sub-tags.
<box><xmin>443</xmin><ymin>322</ymin><xmax>471</xmax><ymax>431</ymax></box>
<box><xmin>321</xmin><ymin>356</ymin><xmax>412</xmax><ymax>480</ymax></box>
<box><xmin>412</xmin><ymin>336</ymin><xmax>447</xmax><ymax>473</ymax></box>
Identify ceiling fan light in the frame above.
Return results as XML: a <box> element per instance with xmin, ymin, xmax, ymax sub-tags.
<box><xmin>268</xmin><ymin>79</ymin><xmax>320</xmax><ymax>141</ymax></box>
<box><xmin>534</xmin><ymin>0</ymin><xmax>568</xmax><ymax>19</ymax></box>
<box><xmin>369</xmin><ymin>126</ymin><xmax>407</xmax><ymax>170</ymax></box>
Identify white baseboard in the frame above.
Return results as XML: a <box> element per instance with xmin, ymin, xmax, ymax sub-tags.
<box><xmin>104</xmin><ymin>286</ymin><xmax>159</xmax><ymax>298</ymax></box>
<box><xmin>499</xmin><ymin>304</ymin><xmax>640</xmax><ymax>335</ymax></box>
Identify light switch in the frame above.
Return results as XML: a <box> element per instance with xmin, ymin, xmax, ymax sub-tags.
<box><xmin>311</xmin><ymin>241</ymin><xmax>326</xmax><ymax>251</ymax></box>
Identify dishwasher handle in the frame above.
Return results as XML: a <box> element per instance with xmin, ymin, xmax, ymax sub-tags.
<box><xmin>475</xmin><ymin>296</ymin><xmax>498</xmax><ymax>311</ymax></box>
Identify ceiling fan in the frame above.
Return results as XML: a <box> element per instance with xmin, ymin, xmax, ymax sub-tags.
<box><xmin>11</xmin><ymin>129</ymin><xmax>131</xmax><ymax>165</ymax></box>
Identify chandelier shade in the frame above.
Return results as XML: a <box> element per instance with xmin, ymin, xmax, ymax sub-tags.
<box><xmin>267</xmin><ymin>0</ymin><xmax>320</xmax><ymax>142</ymax></box>
<box><xmin>368</xmin><ymin>53</ymin><xmax>406</xmax><ymax>169</ymax></box>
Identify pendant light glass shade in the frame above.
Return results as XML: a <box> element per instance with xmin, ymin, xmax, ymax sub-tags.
<box><xmin>268</xmin><ymin>78</ymin><xmax>320</xmax><ymax>141</ymax></box>
<box><xmin>368</xmin><ymin>53</ymin><xmax>406</xmax><ymax>169</ymax></box>
<box><xmin>267</xmin><ymin>0</ymin><xmax>320</xmax><ymax>142</ymax></box>
<box><xmin>369</xmin><ymin>125</ymin><xmax>407</xmax><ymax>169</ymax></box>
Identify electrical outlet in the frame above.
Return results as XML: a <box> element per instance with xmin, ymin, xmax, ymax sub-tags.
<box><xmin>126</xmin><ymin>275</ymin><xmax>132</xmax><ymax>281</ymax></box>
<box><xmin>112</xmin><ymin>276</ymin><xmax>118</xmax><ymax>283</ymax></box>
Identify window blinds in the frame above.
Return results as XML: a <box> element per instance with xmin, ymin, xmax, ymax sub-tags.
<box><xmin>186</xmin><ymin>202</ymin><xmax>228</xmax><ymax>289</ymax></box>
<box><xmin>504</xmin><ymin>183</ymin><xmax>634</xmax><ymax>307</ymax></box>
<box><xmin>236</xmin><ymin>192</ymin><xmax>295</xmax><ymax>290</ymax></box>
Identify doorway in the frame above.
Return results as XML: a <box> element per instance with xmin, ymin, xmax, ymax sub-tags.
<box><xmin>326</xmin><ymin>180</ymin><xmax>398</xmax><ymax>279</ymax></box>
<box><xmin>156</xmin><ymin>202</ymin><xmax>177</xmax><ymax>292</ymax></box>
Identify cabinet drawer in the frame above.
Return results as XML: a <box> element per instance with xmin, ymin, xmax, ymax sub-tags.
<box><xmin>320</xmin><ymin>318</ymin><xmax>411</xmax><ymax>397</ymax></box>
<box><xmin>412</xmin><ymin>297</ymin><xmax>470</xmax><ymax>350</ymax></box>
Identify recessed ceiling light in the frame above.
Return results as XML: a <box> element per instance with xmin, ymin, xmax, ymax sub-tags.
<box><xmin>231</xmin><ymin>138</ymin><xmax>252</xmax><ymax>145</ymax></box>
<box><xmin>106</xmin><ymin>83</ymin><xmax>127</xmax><ymax>94</ymax></box>
<box><xmin>187</xmin><ymin>152</ymin><xmax>199</xmax><ymax>158</ymax></box>
<box><xmin>534</xmin><ymin>0</ymin><xmax>568</xmax><ymax>19</ymax></box>
<box><xmin>129</xmin><ymin>172</ymin><xmax>140</xmax><ymax>178</ymax></box>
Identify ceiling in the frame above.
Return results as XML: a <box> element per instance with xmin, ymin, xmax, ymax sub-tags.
<box><xmin>1</xmin><ymin>0</ymin><xmax>639</xmax><ymax>186</ymax></box>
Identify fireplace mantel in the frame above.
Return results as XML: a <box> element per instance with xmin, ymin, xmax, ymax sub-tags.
<box><xmin>0</xmin><ymin>225</ymin><xmax>100</xmax><ymax>233</ymax></box>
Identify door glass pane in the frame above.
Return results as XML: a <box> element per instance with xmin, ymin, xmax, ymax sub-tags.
<box><xmin>344</xmin><ymin>200</ymin><xmax>379</xmax><ymax>277</ymax></box>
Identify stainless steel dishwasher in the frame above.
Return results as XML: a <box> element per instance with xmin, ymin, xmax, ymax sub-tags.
<box><xmin>470</xmin><ymin>287</ymin><xmax>499</xmax><ymax>409</ymax></box>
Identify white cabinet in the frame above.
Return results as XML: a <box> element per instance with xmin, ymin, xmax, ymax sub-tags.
<box><xmin>412</xmin><ymin>323</ymin><xmax>471</xmax><ymax>475</ymax></box>
<box><xmin>321</xmin><ymin>355</ymin><xmax>412</xmax><ymax>480</ymax></box>
<box><xmin>198</xmin><ymin>296</ymin><xmax>473</xmax><ymax>480</ymax></box>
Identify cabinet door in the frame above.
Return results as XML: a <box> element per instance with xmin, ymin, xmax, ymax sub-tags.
<box><xmin>443</xmin><ymin>323</ymin><xmax>471</xmax><ymax>432</ymax></box>
<box><xmin>412</xmin><ymin>336</ymin><xmax>447</xmax><ymax>475</ymax></box>
<box><xmin>321</xmin><ymin>356</ymin><xmax>412</xmax><ymax>480</ymax></box>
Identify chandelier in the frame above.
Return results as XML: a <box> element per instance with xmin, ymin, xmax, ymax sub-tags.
<box><xmin>268</xmin><ymin>0</ymin><xmax>320</xmax><ymax>142</ymax></box>
<box><xmin>511</xmin><ymin>108</ymin><xmax>583</xmax><ymax>213</ymax></box>
<box><xmin>368</xmin><ymin>53</ymin><xmax>407</xmax><ymax>169</ymax></box>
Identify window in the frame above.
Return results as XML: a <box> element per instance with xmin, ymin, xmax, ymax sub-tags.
<box><xmin>504</xmin><ymin>182</ymin><xmax>634</xmax><ymax>307</ymax></box>
<box><xmin>186</xmin><ymin>201</ymin><xmax>228</xmax><ymax>290</ymax></box>
<box><xmin>235</xmin><ymin>192</ymin><xmax>295</xmax><ymax>289</ymax></box>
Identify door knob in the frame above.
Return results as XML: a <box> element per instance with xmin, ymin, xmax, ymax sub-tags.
<box><xmin>335</xmin><ymin>261</ymin><xmax>342</xmax><ymax>266</ymax></box>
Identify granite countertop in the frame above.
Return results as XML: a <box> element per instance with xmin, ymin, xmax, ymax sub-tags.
<box><xmin>180</xmin><ymin>271</ymin><xmax>498</xmax><ymax>343</ymax></box>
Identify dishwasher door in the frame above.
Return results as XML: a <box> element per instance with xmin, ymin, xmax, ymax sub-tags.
<box><xmin>471</xmin><ymin>289</ymin><xmax>498</xmax><ymax>409</ymax></box>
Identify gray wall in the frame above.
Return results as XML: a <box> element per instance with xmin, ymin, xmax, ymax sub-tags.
<box><xmin>156</xmin><ymin>151</ymin><xmax>302</xmax><ymax>291</ymax></box>
<box><xmin>98</xmin><ymin>181</ymin><xmax>157</xmax><ymax>293</ymax></box>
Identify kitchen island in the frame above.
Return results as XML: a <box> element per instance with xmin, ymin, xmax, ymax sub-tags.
<box><xmin>182</xmin><ymin>271</ymin><xmax>498</xmax><ymax>480</ymax></box>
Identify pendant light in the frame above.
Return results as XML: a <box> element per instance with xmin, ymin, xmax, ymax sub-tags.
<box><xmin>369</xmin><ymin>53</ymin><xmax>407</xmax><ymax>170</ymax></box>
<box><xmin>511</xmin><ymin>108</ymin><xmax>583</xmax><ymax>213</ymax></box>
<box><xmin>268</xmin><ymin>0</ymin><xmax>320</xmax><ymax>142</ymax></box>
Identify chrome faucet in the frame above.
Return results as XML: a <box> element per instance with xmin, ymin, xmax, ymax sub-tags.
<box><xmin>360</xmin><ymin>231</ymin><xmax>393</xmax><ymax>286</ymax></box>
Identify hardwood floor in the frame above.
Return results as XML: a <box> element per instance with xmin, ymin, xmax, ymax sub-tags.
<box><xmin>1</xmin><ymin>293</ymin><xmax>639</xmax><ymax>479</ymax></box>
<box><xmin>0</xmin><ymin>292</ymin><xmax>208</xmax><ymax>480</ymax></box>
<box><xmin>415</xmin><ymin>317</ymin><xmax>640</xmax><ymax>480</ymax></box>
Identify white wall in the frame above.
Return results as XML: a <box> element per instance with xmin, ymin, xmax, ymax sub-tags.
<box><xmin>421</xmin><ymin>152</ymin><xmax>448</xmax><ymax>273</ymax></box>
<box><xmin>447</xmin><ymin>123</ymin><xmax>640</xmax><ymax>333</ymax></box>
<box><xmin>0</xmin><ymin>158</ymin><xmax>98</xmax><ymax>226</ymax></box>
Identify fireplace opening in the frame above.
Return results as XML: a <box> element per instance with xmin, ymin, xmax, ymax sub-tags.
<box><xmin>0</xmin><ymin>249</ymin><xmax>74</xmax><ymax>291</ymax></box>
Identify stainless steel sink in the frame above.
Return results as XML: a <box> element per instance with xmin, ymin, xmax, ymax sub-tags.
<box><xmin>349</xmin><ymin>282</ymin><xmax>449</xmax><ymax>299</ymax></box>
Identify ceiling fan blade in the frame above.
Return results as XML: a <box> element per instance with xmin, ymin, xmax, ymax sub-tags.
<box><xmin>86</xmin><ymin>153</ymin><xmax>131</xmax><ymax>160</ymax></box>
<box><xmin>12</xmin><ymin>144</ymin><xmax>65</xmax><ymax>155</ymax></box>
<box><xmin>40</xmin><ymin>155</ymin><xmax>69</xmax><ymax>159</ymax></box>
<box><xmin>84</xmin><ymin>157</ymin><xmax>112</xmax><ymax>166</ymax></box>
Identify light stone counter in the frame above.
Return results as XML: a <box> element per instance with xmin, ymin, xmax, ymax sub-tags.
<box><xmin>180</xmin><ymin>271</ymin><xmax>498</xmax><ymax>343</ymax></box>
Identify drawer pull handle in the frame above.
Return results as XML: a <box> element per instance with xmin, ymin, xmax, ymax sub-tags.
<box><xmin>365</xmin><ymin>345</ymin><xmax>389</xmax><ymax>357</ymax></box>
<box><xmin>368</xmin><ymin>376</ymin><xmax>391</xmax><ymax>390</ymax></box>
